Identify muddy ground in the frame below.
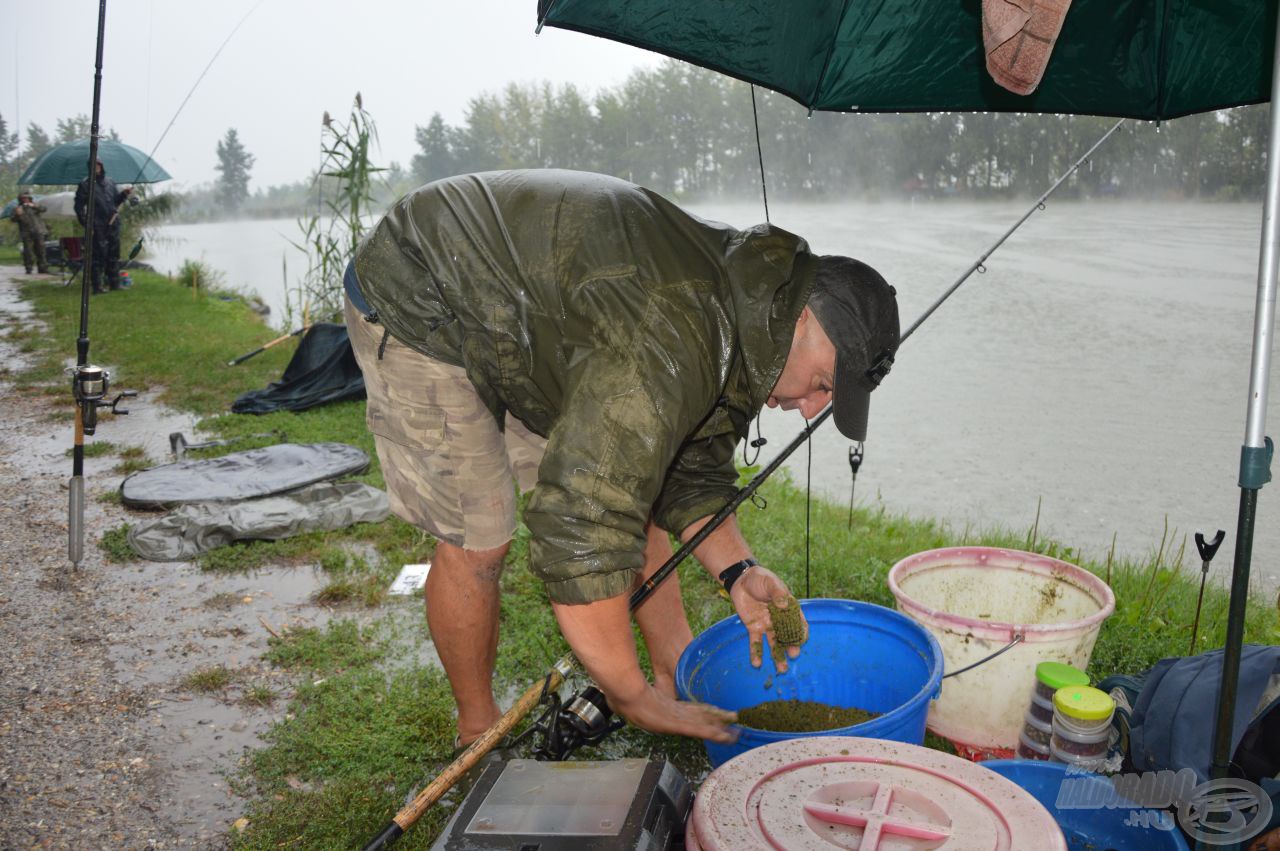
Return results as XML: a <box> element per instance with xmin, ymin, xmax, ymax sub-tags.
<box><xmin>0</xmin><ymin>267</ymin><xmax>359</xmax><ymax>849</ymax></box>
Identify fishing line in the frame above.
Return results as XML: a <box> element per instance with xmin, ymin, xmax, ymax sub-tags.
<box><xmin>750</xmin><ymin>84</ymin><xmax>770</xmax><ymax>223</ymax></box>
<box><xmin>805</xmin><ymin>416</ymin><xmax>812</xmax><ymax>597</ymax></box>
<box><xmin>127</xmin><ymin>0</ymin><xmax>266</xmax><ymax>186</ymax></box>
<box><xmin>741</xmin><ymin>83</ymin><xmax>772</xmax><ymax>468</ymax></box>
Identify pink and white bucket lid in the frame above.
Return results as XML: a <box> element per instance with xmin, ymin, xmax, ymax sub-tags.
<box><xmin>688</xmin><ymin>736</ymin><xmax>1066</xmax><ymax>850</ymax></box>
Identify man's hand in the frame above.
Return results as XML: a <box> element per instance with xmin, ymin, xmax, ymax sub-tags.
<box><xmin>551</xmin><ymin>592</ymin><xmax>739</xmax><ymax>744</ymax></box>
<box><xmin>729</xmin><ymin>565</ymin><xmax>808</xmax><ymax>672</ymax></box>
<box><xmin>611</xmin><ymin>685</ymin><xmax>739</xmax><ymax>743</ymax></box>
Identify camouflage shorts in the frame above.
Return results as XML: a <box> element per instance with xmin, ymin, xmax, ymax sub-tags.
<box><xmin>344</xmin><ymin>296</ymin><xmax>546</xmax><ymax>550</ymax></box>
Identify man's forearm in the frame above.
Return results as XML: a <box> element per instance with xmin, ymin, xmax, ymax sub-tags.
<box><xmin>680</xmin><ymin>514</ymin><xmax>752</xmax><ymax>581</ymax></box>
<box><xmin>551</xmin><ymin>593</ymin><xmax>648</xmax><ymax>705</ymax></box>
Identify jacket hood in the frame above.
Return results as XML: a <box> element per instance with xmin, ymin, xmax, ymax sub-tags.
<box><xmin>721</xmin><ymin>223</ymin><xmax>816</xmax><ymax>409</ymax></box>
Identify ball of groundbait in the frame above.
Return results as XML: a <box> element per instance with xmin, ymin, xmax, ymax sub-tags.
<box><xmin>768</xmin><ymin>595</ymin><xmax>807</xmax><ymax>646</ymax></box>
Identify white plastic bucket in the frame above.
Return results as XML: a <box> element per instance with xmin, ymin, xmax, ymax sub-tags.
<box><xmin>888</xmin><ymin>546</ymin><xmax>1115</xmax><ymax>757</ymax></box>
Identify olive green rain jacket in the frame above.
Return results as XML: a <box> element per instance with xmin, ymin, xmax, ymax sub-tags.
<box><xmin>356</xmin><ymin>170</ymin><xmax>816</xmax><ymax>604</ymax></box>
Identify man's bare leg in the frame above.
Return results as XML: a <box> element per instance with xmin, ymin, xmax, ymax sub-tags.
<box><xmin>427</xmin><ymin>539</ymin><xmax>508</xmax><ymax>745</ymax></box>
<box><xmin>632</xmin><ymin>522</ymin><xmax>694</xmax><ymax>698</ymax></box>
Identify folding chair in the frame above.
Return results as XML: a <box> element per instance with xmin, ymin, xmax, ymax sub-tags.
<box><xmin>58</xmin><ymin>236</ymin><xmax>84</xmax><ymax>287</ymax></box>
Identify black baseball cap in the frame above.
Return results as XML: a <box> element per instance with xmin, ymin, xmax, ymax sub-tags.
<box><xmin>806</xmin><ymin>256</ymin><xmax>900</xmax><ymax>441</ymax></box>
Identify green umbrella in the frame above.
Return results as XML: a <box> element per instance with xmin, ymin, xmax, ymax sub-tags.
<box><xmin>18</xmin><ymin>138</ymin><xmax>171</xmax><ymax>186</ymax></box>
<box><xmin>537</xmin><ymin>0</ymin><xmax>1277</xmax><ymax>120</ymax></box>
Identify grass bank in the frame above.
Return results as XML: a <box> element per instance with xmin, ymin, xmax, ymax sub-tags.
<box><xmin>10</xmin><ymin>260</ymin><xmax>1280</xmax><ymax>849</ymax></box>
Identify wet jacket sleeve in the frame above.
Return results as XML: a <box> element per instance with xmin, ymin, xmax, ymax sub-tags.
<box><xmin>651</xmin><ymin>426</ymin><xmax>739</xmax><ymax>539</ymax></box>
<box><xmin>524</xmin><ymin>287</ymin><xmax>725</xmax><ymax>605</ymax></box>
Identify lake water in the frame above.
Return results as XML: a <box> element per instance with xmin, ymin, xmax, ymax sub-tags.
<box><xmin>148</xmin><ymin>201</ymin><xmax>1280</xmax><ymax>593</ymax></box>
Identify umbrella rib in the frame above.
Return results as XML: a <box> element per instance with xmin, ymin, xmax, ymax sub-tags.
<box><xmin>807</xmin><ymin>0</ymin><xmax>855</xmax><ymax>112</ymax></box>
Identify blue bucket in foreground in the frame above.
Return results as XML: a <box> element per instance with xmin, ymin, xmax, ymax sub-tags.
<box><xmin>983</xmin><ymin>760</ymin><xmax>1190</xmax><ymax>850</ymax></box>
<box><xmin>675</xmin><ymin>598</ymin><xmax>943</xmax><ymax>767</ymax></box>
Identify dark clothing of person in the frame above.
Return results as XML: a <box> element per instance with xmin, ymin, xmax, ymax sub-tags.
<box><xmin>355</xmin><ymin>169</ymin><xmax>815</xmax><ymax>603</ymax></box>
<box><xmin>11</xmin><ymin>200</ymin><xmax>49</xmax><ymax>273</ymax></box>
<box><xmin>75</xmin><ymin>173</ymin><xmax>129</xmax><ymax>292</ymax></box>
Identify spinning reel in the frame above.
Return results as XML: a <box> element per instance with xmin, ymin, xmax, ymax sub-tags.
<box><xmin>514</xmin><ymin>679</ymin><xmax>626</xmax><ymax>761</ymax></box>
<box><xmin>71</xmin><ymin>365</ymin><xmax>136</xmax><ymax>435</ymax></box>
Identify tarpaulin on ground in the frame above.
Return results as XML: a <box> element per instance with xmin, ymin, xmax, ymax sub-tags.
<box><xmin>126</xmin><ymin>481</ymin><xmax>389</xmax><ymax>560</ymax></box>
<box><xmin>120</xmin><ymin>442</ymin><xmax>370</xmax><ymax>509</ymax></box>
<box><xmin>232</xmin><ymin>322</ymin><xmax>365</xmax><ymax>414</ymax></box>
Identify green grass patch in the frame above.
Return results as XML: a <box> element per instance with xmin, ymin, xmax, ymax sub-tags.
<box><xmin>314</xmin><ymin>574</ymin><xmax>388</xmax><ymax>608</ymax></box>
<box><xmin>96</xmin><ymin>490</ymin><xmax>123</xmax><ymax>506</ymax></box>
<box><xmin>264</xmin><ymin>620</ymin><xmax>387</xmax><ymax>673</ymax></box>
<box><xmin>233</xmin><ymin>665</ymin><xmax>459</xmax><ymax>850</ymax></box>
<box><xmin>66</xmin><ymin>440</ymin><xmax>118</xmax><ymax>458</ymax></box>
<box><xmin>98</xmin><ymin>524</ymin><xmax>134</xmax><ymax>562</ymax></box>
<box><xmin>113</xmin><ymin>455</ymin><xmax>152</xmax><ymax>475</ymax></box>
<box><xmin>182</xmin><ymin>664</ymin><xmax>238</xmax><ymax>693</ymax></box>
<box><xmin>242</xmin><ymin>684</ymin><xmax>277</xmax><ymax>708</ymax></box>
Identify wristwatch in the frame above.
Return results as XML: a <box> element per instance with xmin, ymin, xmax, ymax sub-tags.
<box><xmin>718</xmin><ymin>558</ymin><xmax>760</xmax><ymax>594</ymax></box>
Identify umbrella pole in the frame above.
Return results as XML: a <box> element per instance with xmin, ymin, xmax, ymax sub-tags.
<box><xmin>1207</xmin><ymin>13</ymin><xmax>1280</xmax><ymax>786</ymax></box>
<box><xmin>69</xmin><ymin>0</ymin><xmax>108</xmax><ymax>568</ymax></box>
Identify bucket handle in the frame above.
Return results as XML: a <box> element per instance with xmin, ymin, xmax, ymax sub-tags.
<box><xmin>942</xmin><ymin>633</ymin><xmax>1025</xmax><ymax>680</ymax></box>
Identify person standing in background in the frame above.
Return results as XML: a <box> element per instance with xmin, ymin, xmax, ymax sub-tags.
<box><xmin>10</xmin><ymin>191</ymin><xmax>50</xmax><ymax>275</ymax></box>
<box><xmin>74</xmin><ymin>159</ymin><xmax>132</xmax><ymax>293</ymax></box>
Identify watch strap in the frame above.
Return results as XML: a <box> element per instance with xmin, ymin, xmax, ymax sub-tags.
<box><xmin>718</xmin><ymin>558</ymin><xmax>760</xmax><ymax>595</ymax></box>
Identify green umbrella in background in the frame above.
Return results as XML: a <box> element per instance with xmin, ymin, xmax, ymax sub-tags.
<box><xmin>539</xmin><ymin>0</ymin><xmax>1279</xmax><ymax>796</ymax></box>
<box><xmin>18</xmin><ymin>138</ymin><xmax>171</xmax><ymax>186</ymax></box>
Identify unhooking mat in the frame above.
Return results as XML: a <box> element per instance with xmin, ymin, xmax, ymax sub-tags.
<box><xmin>231</xmin><ymin>322</ymin><xmax>365</xmax><ymax>414</ymax></box>
<box><xmin>120</xmin><ymin>442</ymin><xmax>370</xmax><ymax>509</ymax></box>
<box><xmin>126</xmin><ymin>480</ymin><xmax>389</xmax><ymax>560</ymax></box>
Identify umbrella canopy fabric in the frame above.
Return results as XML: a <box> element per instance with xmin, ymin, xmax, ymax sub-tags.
<box><xmin>17</xmin><ymin>139</ymin><xmax>171</xmax><ymax>186</ymax></box>
<box><xmin>2</xmin><ymin>192</ymin><xmax>78</xmax><ymax>220</ymax></box>
<box><xmin>538</xmin><ymin>0</ymin><xmax>1278</xmax><ymax>120</ymax></box>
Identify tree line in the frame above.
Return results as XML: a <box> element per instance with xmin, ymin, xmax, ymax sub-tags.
<box><xmin>412</xmin><ymin>61</ymin><xmax>1271</xmax><ymax>202</ymax></box>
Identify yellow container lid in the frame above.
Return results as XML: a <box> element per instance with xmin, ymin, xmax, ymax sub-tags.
<box><xmin>1053</xmin><ymin>685</ymin><xmax>1115</xmax><ymax>720</ymax></box>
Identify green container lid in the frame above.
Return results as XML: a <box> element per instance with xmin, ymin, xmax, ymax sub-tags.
<box><xmin>1036</xmin><ymin>661</ymin><xmax>1089</xmax><ymax>690</ymax></box>
<box><xmin>1054</xmin><ymin>686</ymin><xmax>1115</xmax><ymax>721</ymax></box>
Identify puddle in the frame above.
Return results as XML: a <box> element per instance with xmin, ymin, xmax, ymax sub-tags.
<box><xmin>106</xmin><ymin>562</ymin><xmax>331</xmax><ymax>689</ymax></box>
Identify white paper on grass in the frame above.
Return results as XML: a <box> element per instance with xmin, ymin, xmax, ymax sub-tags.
<box><xmin>389</xmin><ymin>562</ymin><xmax>431</xmax><ymax>595</ymax></box>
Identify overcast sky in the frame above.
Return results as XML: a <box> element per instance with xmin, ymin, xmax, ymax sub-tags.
<box><xmin>5</xmin><ymin>0</ymin><xmax>660</xmax><ymax>189</ymax></box>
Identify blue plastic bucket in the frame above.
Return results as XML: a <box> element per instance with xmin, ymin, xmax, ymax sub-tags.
<box><xmin>983</xmin><ymin>760</ymin><xmax>1190</xmax><ymax>850</ymax></box>
<box><xmin>675</xmin><ymin>598</ymin><xmax>944</xmax><ymax>767</ymax></box>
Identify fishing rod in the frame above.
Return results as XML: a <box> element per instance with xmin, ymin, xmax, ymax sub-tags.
<box><xmin>67</xmin><ymin>1</ymin><xmax>265</xmax><ymax>568</ymax></box>
<box><xmin>70</xmin><ymin>0</ymin><xmax>136</xmax><ymax>568</ymax></box>
<box><xmin>362</xmin><ymin>118</ymin><xmax>1129</xmax><ymax>851</ymax></box>
<box><xmin>124</xmin><ymin>0</ymin><xmax>266</xmax><ymax>188</ymax></box>
<box><xmin>226</xmin><ymin>324</ymin><xmax>311</xmax><ymax>367</ymax></box>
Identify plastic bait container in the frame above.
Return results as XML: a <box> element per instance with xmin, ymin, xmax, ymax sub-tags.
<box><xmin>1027</xmin><ymin>693</ymin><xmax>1055</xmax><ymax>724</ymax></box>
<box><xmin>688</xmin><ymin>735</ymin><xmax>1067</xmax><ymax>850</ymax></box>
<box><xmin>1021</xmin><ymin>712</ymin><xmax>1052</xmax><ymax>748</ymax></box>
<box><xmin>1033</xmin><ymin>662</ymin><xmax>1089</xmax><ymax>701</ymax></box>
<box><xmin>1050</xmin><ymin>686</ymin><xmax>1114</xmax><ymax>769</ymax></box>
<box><xmin>1017</xmin><ymin>729</ymin><xmax>1051</xmax><ymax>761</ymax></box>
